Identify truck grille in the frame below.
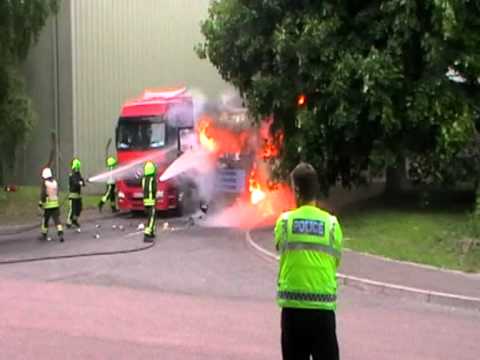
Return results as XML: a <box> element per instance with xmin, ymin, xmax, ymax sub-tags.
<box><xmin>124</xmin><ymin>178</ymin><xmax>142</xmax><ymax>187</ymax></box>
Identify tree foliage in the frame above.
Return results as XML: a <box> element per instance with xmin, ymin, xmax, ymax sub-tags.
<box><xmin>0</xmin><ymin>0</ymin><xmax>58</xmax><ymax>182</ymax></box>
<box><xmin>198</xmin><ymin>0</ymin><xmax>480</xmax><ymax>194</ymax></box>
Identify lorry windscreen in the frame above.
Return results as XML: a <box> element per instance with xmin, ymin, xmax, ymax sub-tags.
<box><xmin>116</xmin><ymin>116</ymin><xmax>166</xmax><ymax>150</ymax></box>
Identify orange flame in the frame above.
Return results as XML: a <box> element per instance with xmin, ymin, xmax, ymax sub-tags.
<box><xmin>249</xmin><ymin>167</ymin><xmax>267</xmax><ymax>205</ymax></box>
<box><xmin>197</xmin><ymin>116</ymin><xmax>218</xmax><ymax>152</ymax></box>
<box><xmin>196</xmin><ymin>114</ymin><xmax>251</xmax><ymax>154</ymax></box>
<box><xmin>195</xmin><ymin>113</ymin><xmax>295</xmax><ymax>226</ymax></box>
<box><xmin>297</xmin><ymin>94</ymin><xmax>306</xmax><ymax>106</ymax></box>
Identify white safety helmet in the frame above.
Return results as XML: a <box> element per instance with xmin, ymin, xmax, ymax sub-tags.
<box><xmin>41</xmin><ymin>167</ymin><xmax>53</xmax><ymax>179</ymax></box>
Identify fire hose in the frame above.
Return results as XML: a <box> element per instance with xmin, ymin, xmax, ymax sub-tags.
<box><xmin>0</xmin><ymin>236</ymin><xmax>155</xmax><ymax>265</ymax></box>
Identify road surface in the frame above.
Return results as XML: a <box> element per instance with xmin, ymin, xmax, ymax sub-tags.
<box><xmin>0</xmin><ymin>214</ymin><xmax>479</xmax><ymax>359</ymax></box>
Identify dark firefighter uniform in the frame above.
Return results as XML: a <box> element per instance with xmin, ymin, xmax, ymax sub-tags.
<box><xmin>67</xmin><ymin>158</ymin><xmax>85</xmax><ymax>228</ymax></box>
<box><xmin>98</xmin><ymin>156</ymin><xmax>118</xmax><ymax>212</ymax></box>
<box><xmin>143</xmin><ymin>161</ymin><xmax>157</xmax><ymax>242</ymax></box>
<box><xmin>39</xmin><ymin>167</ymin><xmax>64</xmax><ymax>242</ymax></box>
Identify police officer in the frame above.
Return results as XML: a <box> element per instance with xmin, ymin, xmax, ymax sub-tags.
<box><xmin>39</xmin><ymin>167</ymin><xmax>64</xmax><ymax>242</ymax></box>
<box><xmin>142</xmin><ymin>161</ymin><xmax>157</xmax><ymax>242</ymax></box>
<box><xmin>66</xmin><ymin>158</ymin><xmax>85</xmax><ymax>229</ymax></box>
<box><xmin>274</xmin><ymin>162</ymin><xmax>342</xmax><ymax>360</ymax></box>
<box><xmin>98</xmin><ymin>156</ymin><xmax>118</xmax><ymax>212</ymax></box>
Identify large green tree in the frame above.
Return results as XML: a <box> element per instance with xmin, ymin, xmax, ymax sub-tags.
<box><xmin>197</xmin><ymin>0</ymin><xmax>480</xmax><ymax>195</ymax></box>
<box><xmin>0</xmin><ymin>0</ymin><xmax>58</xmax><ymax>183</ymax></box>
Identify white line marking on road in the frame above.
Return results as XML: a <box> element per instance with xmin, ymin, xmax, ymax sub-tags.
<box><xmin>125</xmin><ymin>230</ymin><xmax>143</xmax><ymax>238</ymax></box>
<box><xmin>245</xmin><ymin>231</ymin><xmax>480</xmax><ymax>309</ymax></box>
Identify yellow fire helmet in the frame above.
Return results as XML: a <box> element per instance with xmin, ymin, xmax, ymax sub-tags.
<box><xmin>106</xmin><ymin>156</ymin><xmax>117</xmax><ymax>167</ymax></box>
<box><xmin>71</xmin><ymin>158</ymin><xmax>81</xmax><ymax>171</ymax></box>
<box><xmin>144</xmin><ymin>161</ymin><xmax>156</xmax><ymax>176</ymax></box>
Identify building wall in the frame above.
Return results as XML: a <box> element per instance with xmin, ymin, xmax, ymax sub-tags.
<box><xmin>70</xmin><ymin>0</ymin><xmax>232</xmax><ymax>180</ymax></box>
<box><xmin>19</xmin><ymin>0</ymin><xmax>73</xmax><ymax>187</ymax></box>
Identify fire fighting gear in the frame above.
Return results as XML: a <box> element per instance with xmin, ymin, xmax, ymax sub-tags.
<box><xmin>143</xmin><ymin>206</ymin><xmax>156</xmax><ymax>242</ymax></box>
<box><xmin>106</xmin><ymin>156</ymin><xmax>117</xmax><ymax>168</ymax></box>
<box><xmin>41</xmin><ymin>208</ymin><xmax>64</xmax><ymax>242</ymax></box>
<box><xmin>68</xmin><ymin>169</ymin><xmax>85</xmax><ymax>198</ymax></box>
<box><xmin>106</xmin><ymin>157</ymin><xmax>116</xmax><ymax>185</ymax></box>
<box><xmin>39</xmin><ymin>176</ymin><xmax>64</xmax><ymax>242</ymax></box>
<box><xmin>67</xmin><ymin>198</ymin><xmax>82</xmax><ymax>228</ymax></box>
<box><xmin>41</xmin><ymin>167</ymin><xmax>53</xmax><ymax>180</ymax></box>
<box><xmin>142</xmin><ymin>173</ymin><xmax>157</xmax><ymax>207</ymax></box>
<box><xmin>142</xmin><ymin>164</ymin><xmax>157</xmax><ymax>241</ymax></box>
<box><xmin>144</xmin><ymin>161</ymin><xmax>156</xmax><ymax>177</ymax></box>
<box><xmin>67</xmin><ymin>161</ymin><xmax>85</xmax><ymax>228</ymax></box>
<box><xmin>40</xmin><ymin>179</ymin><xmax>60</xmax><ymax>209</ymax></box>
<box><xmin>274</xmin><ymin>205</ymin><xmax>343</xmax><ymax>311</ymax></box>
<box><xmin>98</xmin><ymin>157</ymin><xmax>118</xmax><ymax>212</ymax></box>
<box><xmin>71</xmin><ymin>158</ymin><xmax>81</xmax><ymax>171</ymax></box>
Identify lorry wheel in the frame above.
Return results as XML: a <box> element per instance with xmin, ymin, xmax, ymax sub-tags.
<box><xmin>174</xmin><ymin>183</ymin><xmax>198</xmax><ymax>217</ymax></box>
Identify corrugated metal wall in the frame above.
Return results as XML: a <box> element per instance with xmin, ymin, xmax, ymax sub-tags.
<box><xmin>19</xmin><ymin>0</ymin><xmax>73</xmax><ymax>187</ymax></box>
<box><xmin>71</xmin><ymin>0</ymin><xmax>231</xmax><ymax>179</ymax></box>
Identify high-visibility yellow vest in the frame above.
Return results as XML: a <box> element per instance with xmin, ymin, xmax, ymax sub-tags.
<box><xmin>274</xmin><ymin>205</ymin><xmax>343</xmax><ymax>311</ymax></box>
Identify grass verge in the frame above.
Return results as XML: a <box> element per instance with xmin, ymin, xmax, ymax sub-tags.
<box><xmin>0</xmin><ymin>186</ymin><xmax>100</xmax><ymax>226</ymax></box>
<box><xmin>341</xmin><ymin>193</ymin><xmax>480</xmax><ymax>273</ymax></box>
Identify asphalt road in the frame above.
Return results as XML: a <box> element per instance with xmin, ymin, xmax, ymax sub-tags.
<box><xmin>0</xmin><ymin>214</ymin><xmax>479</xmax><ymax>359</ymax></box>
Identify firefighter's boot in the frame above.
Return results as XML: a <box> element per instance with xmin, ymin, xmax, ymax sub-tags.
<box><xmin>57</xmin><ymin>225</ymin><xmax>64</xmax><ymax>242</ymax></box>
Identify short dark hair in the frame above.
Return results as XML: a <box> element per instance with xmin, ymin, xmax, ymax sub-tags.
<box><xmin>291</xmin><ymin>162</ymin><xmax>319</xmax><ymax>203</ymax></box>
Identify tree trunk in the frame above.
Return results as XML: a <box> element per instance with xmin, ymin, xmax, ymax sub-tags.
<box><xmin>0</xmin><ymin>160</ymin><xmax>4</xmax><ymax>186</ymax></box>
<box><xmin>385</xmin><ymin>157</ymin><xmax>407</xmax><ymax>197</ymax></box>
<box><xmin>475</xmin><ymin>182</ymin><xmax>480</xmax><ymax>219</ymax></box>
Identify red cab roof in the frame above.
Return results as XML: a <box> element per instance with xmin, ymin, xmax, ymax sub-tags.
<box><xmin>120</xmin><ymin>86</ymin><xmax>191</xmax><ymax>117</ymax></box>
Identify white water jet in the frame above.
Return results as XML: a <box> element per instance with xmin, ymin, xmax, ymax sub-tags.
<box><xmin>88</xmin><ymin>145</ymin><xmax>176</xmax><ymax>183</ymax></box>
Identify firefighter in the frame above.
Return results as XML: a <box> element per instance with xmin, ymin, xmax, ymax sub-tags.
<box><xmin>38</xmin><ymin>167</ymin><xmax>64</xmax><ymax>242</ymax></box>
<box><xmin>142</xmin><ymin>161</ymin><xmax>157</xmax><ymax>242</ymax></box>
<box><xmin>98</xmin><ymin>156</ymin><xmax>118</xmax><ymax>212</ymax></box>
<box><xmin>274</xmin><ymin>162</ymin><xmax>343</xmax><ymax>360</ymax></box>
<box><xmin>66</xmin><ymin>158</ymin><xmax>85</xmax><ymax>229</ymax></box>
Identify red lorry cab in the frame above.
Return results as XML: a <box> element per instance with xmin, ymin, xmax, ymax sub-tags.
<box><xmin>115</xmin><ymin>87</ymin><xmax>194</xmax><ymax>212</ymax></box>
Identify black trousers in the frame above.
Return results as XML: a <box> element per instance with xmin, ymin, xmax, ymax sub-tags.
<box><xmin>67</xmin><ymin>198</ymin><xmax>82</xmax><ymax>224</ymax></box>
<box><xmin>42</xmin><ymin>207</ymin><xmax>63</xmax><ymax>235</ymax></box>
<box><xmin>281</xmin><ymin>307</ymin><xmax>339</xmax><ymax>360</ymax></box>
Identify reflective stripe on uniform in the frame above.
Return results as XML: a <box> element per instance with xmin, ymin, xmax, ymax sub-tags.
<box><xmin>102</xmin><ymin>184</ymin><xmax>113</xmax><ymax>203</ymax></box>
<box><xmin>277</xmin><ymin>291</ymin><xmax>336</xmax><ymax>303</ymax></box>
<box><xmin>43</xmin><ymin>201</ymin><xmax>59</xmax><ymax>209</ymax></box>
<box><xmin>67</xmin><ymin>199</ymin><xmax>73</xmax><ymax>225</ymax></box>
<box><xmin>69</xmin><ymin>192</ymin><xmax>81</xmax><ymax>199</ymax></box>
<box><xmin>145</xmin><ymin>207</ymin><xmax>156</xmax><ymax>235</ymax></box>
<box><xmin>281</xmin><ymin>241</ymin><xmax>341</xmax><ymax>259</ymax></box>
<box><xmin>329</xmin><ymin>215</ymin><xmax>337</xmax><ymax>246</ymax></box>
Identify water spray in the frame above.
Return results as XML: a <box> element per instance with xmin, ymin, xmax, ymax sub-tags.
<box><xmin>88</xmin><ymin>144</ymin><xmax>177</xmax><ymax>183</ymax></box>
